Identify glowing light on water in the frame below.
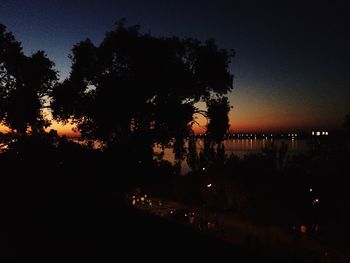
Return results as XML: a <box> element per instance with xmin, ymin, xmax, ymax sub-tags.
<box><xmin>300</xmin><ymin>225</ymin><xmax>307</xmax><ymax>233</ymax></box>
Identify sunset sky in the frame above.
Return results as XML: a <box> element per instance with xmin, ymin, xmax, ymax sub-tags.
<box><xmin>1</xmin><ymin>0</ymin><xmax>349</xmax><ymax>134</ymax></box>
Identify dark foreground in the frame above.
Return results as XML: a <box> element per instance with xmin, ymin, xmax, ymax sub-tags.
<box><xmin>2</xmin><ymin>136</ymin><xmax>349</xmax><ymax>262</ymax></box>
<box><xmin>1</xmin><ymin>188</ymin><xmax>291</xmax><ymax>263</ymax></box>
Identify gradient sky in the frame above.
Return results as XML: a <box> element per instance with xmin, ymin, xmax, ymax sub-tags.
<box><xmin>1</xmin><ymin>0</ymin><xmax>349</xmax><ymax>134</ymax></box>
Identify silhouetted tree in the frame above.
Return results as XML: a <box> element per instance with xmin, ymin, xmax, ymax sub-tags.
<box><xmin>187</xmin><ymin>135</ymin><xmax>200</xmax><ymax>172</ymax></box>
<box><xmin>206</xmin><ymin>96</ymin><xmax>231</xmax><ymax>143</ymax></box>
<box><xmin>0</xmin><ymin>24</ymin><xmax>57</xmax><ymax>136</ymax></box>
<box><xmin>52</xmin><ymin>20</ymin><xmax>234</xmax><ymax>151</ymax></box>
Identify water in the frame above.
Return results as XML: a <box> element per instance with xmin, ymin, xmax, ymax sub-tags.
<box><xmin>222</xmin><ymin>138</ymin><xmax>309</xmax><ymax>158</ymax></box>
<box><xmin>72</xmin><ymin>137</ymin><xmax>310</xmax><ymax>173</ymax></box>
<box><xmin>156</xmin><ymin>138</ymin><xmax>310</xmax><ymax>174</ymax></box>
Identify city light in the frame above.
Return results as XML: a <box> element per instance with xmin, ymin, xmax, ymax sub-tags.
<box><xmin>312</xmin><ymin>131</ymin><xmax>328</xmax><ymax>136</ymax></box>
<box><xmin>300</xmin><ymin>225</ymin><xmax>307</xmax><ymax>234</ymax></box>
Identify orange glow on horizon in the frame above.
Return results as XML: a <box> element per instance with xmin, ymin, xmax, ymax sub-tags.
<box><xmin>0</xmin><ymin>122</ymin><xmax>79</xmax><ymax>137</ymax></box>
<box><xmin>1</xmin><ymin>105</ymin><xmax>338</xmax><ymax>136</ymax></box>
<box><xmin>1</xmin><ymin>117</ymin><xmax>335</xmax><ymax>136</ymax></box>
<box><xmin>47</xmin><ymin>121</ymin><xmax>79</xmax><ymax>137</ymax></box>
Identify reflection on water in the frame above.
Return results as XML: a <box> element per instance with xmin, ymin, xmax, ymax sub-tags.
<box><xmin>155</xmin><ymin>139</ymin><xmax>309</xmax><ymax>174</ymax></box>
<box><xmin>223</xmin><ymin>138</ymin><xmax>306</xmax><ymax>158</ymax></box>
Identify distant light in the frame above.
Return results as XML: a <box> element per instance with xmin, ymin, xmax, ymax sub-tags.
<box><xmin>207</xmin><ymin>183</ymin><xmax>212</xmax><ymax>188</ymax></box>
<box><xmin>322</xmin><ymin>132</ymin><xmax>325</xmax><ymax>135</ymax></box>
<box><xmin>316</xmin><ymin>132</ymin><xmax>321</xmax><ymax>136</ymax></box>
<box><xmin>325</xmin><ymin>132</ymin><xmax>328</xmax><ymax>135</ymax></box>
<box><xmin>312</xmin><ymin>131</ymin><xmax>315</xmax><ymax>136</ymax></box>
<box><xmin>300</xmin><ymin>225</ymin><xmax>307</xmax><ymax>234</ymax></box>
<box><xmin>313</xmin><ymin>198</ymin><xmax>319</xmax><ymax>205</ymax></box>
<box><xmin>309</xmin><ymin>188</ymin><xmax>313</xmax><ymax>192</ymax></box>
<box><xmin>202</xmin><ymin>167</ymin><xmax>206</xmax><ymax>171</ymax></box>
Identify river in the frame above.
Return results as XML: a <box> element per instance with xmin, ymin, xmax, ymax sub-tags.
<box><xmin>156</xmin><ymin>138</ymin><xmax>311</xmax><ymax>174</ymax></box>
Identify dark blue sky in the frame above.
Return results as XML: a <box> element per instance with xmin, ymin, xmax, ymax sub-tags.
<box><xmin>1</xmin><ymin>0</ymin><xmax>349</xmax><ymax>132</ymax></box>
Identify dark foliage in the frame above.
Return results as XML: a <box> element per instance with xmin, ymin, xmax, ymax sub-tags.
<box><xmin>0</xmin><ymin>24</ymin><xmax>57</xmax><ymax>135</ymax></box>
<box><xmin>52</xmin><ymin>20</ymin><xmax>233</xmax><ymax>148</ymax></box>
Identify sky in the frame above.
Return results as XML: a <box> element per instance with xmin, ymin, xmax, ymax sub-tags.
<box><xmin>1</xmin><ymin>0</ymin><xmax>349</xmax><ymax>134</ymax></box>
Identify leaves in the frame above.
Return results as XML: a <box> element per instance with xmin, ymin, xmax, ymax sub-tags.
<box><xmin>0</xmin><ymin>23</ymin><xmax>57</xmax><ymax>135</ymax></box>
<box><xmin>52</xmin><ymin>21</ymin><xmax>234</xmax><ymax>147</ymax></box>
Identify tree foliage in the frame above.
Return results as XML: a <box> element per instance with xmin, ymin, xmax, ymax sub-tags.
<box><xmin>0</xmin><ymin>24</ymin><xmax>57</xmax><ymax>135</ymax></box>
<box><xmin>206</xmin><ymin>96</ymin><xmax>231</xmax><ymax>143</ymax></box>
<box><xmin>52</xmin><ymin>20</ymin><xmax>234</xmax><ymax>147</ymax></box>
